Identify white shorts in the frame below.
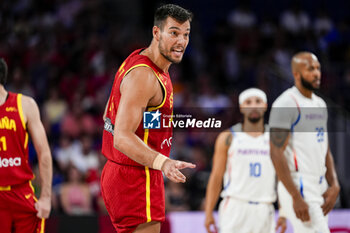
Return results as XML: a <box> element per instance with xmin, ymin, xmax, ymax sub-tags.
<box><xmin>218</xmin><ymin>197</ymin><xmax>275</xmax><ymax>233</ymax></box>
<box><xmin>278</xmin><ymin>181</ymin><xmax>330</xmax><ymax>233</ymax></box>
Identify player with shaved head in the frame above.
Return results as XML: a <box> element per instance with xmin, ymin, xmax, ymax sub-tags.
<box><xmin>269</xmin><ymin>52</ymin><xmax>340</xmax><ymax>232</ymax></box>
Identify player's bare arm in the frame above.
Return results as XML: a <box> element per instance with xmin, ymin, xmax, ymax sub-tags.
<box><xmin>22</xmin><ymin>95</ymin><xmax>52</xmax><ymax>219</ymax></box>
<box><xmin>103</xmin><ymin>97</ymin><xmax>109</xmax><ymax>121</ymax></box>
<box><xmin>204</xmin><ymin>131</ymin><xmax>231</xmax><ymax>233</ymax></box>
<box><xmin>270</xmin><ymin>128</ymin><xmax>310</xmax><ymax>222</ymax></box>
<box><xmin>113</xmin><ymin>67</ymin><xmax>162</xmax><ymax>165</ymax></box>
<box><xmin>113</xmin><ymin>67</ymin><xmax>195</xmax><ymax>183</ymax></box>
<box><xmin>321</xmin><ymin>145</ymin><xmax>340</xmax><ymax>215</ymax></box>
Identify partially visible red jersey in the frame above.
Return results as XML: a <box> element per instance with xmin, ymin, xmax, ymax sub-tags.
<box><xmin>102</xmin><ymin>48</ymin><xmax>174</xmax><ymax>166</ymax></box>
<box><xmin>0</xmin><ymin>92</ymin><xmax>33</xmax><ymax>186</ymax></box>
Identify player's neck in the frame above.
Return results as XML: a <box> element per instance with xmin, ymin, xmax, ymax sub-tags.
<box><xmin>295</xmin><ymin>84</ymin><xmax>312</xmax><ymax>99</ymax></box>
<box><xmin>242</xmin><ymin>120</ymin><xmax>264</xmax><ymax>137</ymax></box>
<box><xmin>143</xmin><ymin>42</ymin><xmax>171</xmax><ymax>73</ymax></box>
<box><xmin>0</xmin><ymin>85</ymin><xmax>8</xmax><ymax>105</ymax></box>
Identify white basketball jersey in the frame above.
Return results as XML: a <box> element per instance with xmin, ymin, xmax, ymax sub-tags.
<box><xmin>221</xmin><ymin>123</ymin><xmax>277</xmax><ymax>203</ymax></box>
<box><xmin>269</xmin><ymin>86</ymin><xmax>328</xmax><ymax>204</ymax></box>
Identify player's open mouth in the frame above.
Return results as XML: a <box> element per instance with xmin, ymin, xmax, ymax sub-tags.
<box><xmin>172</xmin><ymin>48</ymin><xmax>184</xmax><ymax>56</ymax></box>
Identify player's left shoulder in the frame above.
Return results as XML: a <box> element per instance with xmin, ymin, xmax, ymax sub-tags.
<box><xmin>21</xmin><ymin>94</ymin><xmax>38</xmax><ymax>109</ymax></box>
<box><xmin>20</xmin><ymin>95</ymin><xmax>40</xmax><ymax>122</ymax></box>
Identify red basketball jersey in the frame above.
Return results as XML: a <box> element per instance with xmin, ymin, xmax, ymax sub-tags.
<box><xmin>102</xmin><ymin>48</ymin><xmax>174</xmax><ymax>166</ymax></box>
<box><xmin>0</xmin><ymin>92</ymin><xmax>33</xmax><ymax>186</ymax></box>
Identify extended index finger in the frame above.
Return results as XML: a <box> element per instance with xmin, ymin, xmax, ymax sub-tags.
<box><xmin>176</xmin><ymin>161</ymin><xmax>196</xmax><ymax>170</ymax></box>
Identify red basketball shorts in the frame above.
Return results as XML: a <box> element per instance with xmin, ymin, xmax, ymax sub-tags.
<box><xmin>101</xmin><ymin>160</ymin><xmax>165</xmax><ymax>233</ymax></box>
<box><xmin>0</xmin><ymin>181</ymin><xmax>45</xmax><ymax>233</ymax></box>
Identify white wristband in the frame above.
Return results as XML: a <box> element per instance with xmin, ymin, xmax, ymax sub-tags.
<box><xmin>278</xmin><ymin>208</ymin><xmax>287</xmax><ymax>218</ymax></box>
<box><xmin>152</xmin><ymin>153</ymin><xmax>168</xmax><ymax>170</ymax></box>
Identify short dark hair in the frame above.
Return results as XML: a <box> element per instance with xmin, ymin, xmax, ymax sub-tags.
<box><xmin>0</xmin><ymin>58</ymin><xmax>8</xmax><ymax>85</ymax></box>
<box><xmin>154</xmin><ymin>4</ymin><xmax>193</xmax><ymax>29</ymax></box>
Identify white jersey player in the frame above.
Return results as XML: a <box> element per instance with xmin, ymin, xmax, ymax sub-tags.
<box><xmin>269</xmin><ymin>52</ymin><xmax>340</xmax><ymax>233</ymax></box>
<box><xmin>205</xmin><ymin>88</ymin><xmax>286</xmax><ymax>233</ymax></box>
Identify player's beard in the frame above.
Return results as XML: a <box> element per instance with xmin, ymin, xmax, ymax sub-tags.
<box><xmin>248</xmin><ymin>116</ymin><xmax>261</xmax><ymax>123</ymax></box>
<box><xmin>159</xmin><ymin>36</ymin><xmax>182</xmax><ymax>64</ymax></box>
<box><xmin>300</xmin><ymin>74</ymin><xmax>319</xmax><ymax>91</ymax></box>
<box><xmin>247</xmin><ymin>110</ymin><xmax>262</xmax><ymax>123</ymax></box>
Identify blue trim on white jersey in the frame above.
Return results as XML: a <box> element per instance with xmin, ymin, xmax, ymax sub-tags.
<box><xmin>223</xmin><ymin>180</ymin><xmax>231</xmax><ymax>191</ymax></box>
<box><xmin>291</xmin><ymin>110</ymin><xmax>301</xmax><ymax>132</ymax></box>
<box><xmin>299</xmin><ymin>177</ymin><xmax>304</xmax><ymax>198</ymax></box>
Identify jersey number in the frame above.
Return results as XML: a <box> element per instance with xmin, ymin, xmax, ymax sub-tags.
<box><xmin>316</xmin><ymin>127</ymin><xmax>324</xmax><ymax>142</ymax></box>
<box><xmin>0</xmin><ymin>136</ymin><xmax>7</xmax><ymax>151</ymax></box>
<box><xmin>250</xmin><ymin>163</ymin><xmax>261</xmax><ymax>177</ymax></box>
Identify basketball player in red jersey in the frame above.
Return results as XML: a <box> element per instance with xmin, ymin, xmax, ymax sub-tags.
<box><xmin>0</xmin><ymin>58</ymin><xmax>52</xmax><ymax>233</ymax></box>
<box><xmin>101</xmin><ymin>4</ymin><xmax>196</xmax><ymax>233</ymax></box>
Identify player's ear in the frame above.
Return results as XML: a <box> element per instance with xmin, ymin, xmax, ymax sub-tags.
<box><xmin>153</xmin><ymin>26</ymin><xmax>161</xmax><ymax>41</ymax></box>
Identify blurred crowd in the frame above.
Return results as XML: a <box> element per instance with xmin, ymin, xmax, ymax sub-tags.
<box><xmin>1</xmin><ymin>0</ymin><xmax>350</xmax><ymax>215</ymax></box>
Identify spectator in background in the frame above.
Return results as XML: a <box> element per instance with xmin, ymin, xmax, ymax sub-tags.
<box><xmin>187</xmin><ymin>146</ymin><xmax>212</xmax><ymax>210</ymax></box>
<box><xmin>55</xmin><ymin>134</ymin><xmax>99</xmax><ymax>175</ymax></box>
<box><xmin>313</xmin><ymin>9</ymin><xmax>333</xmax><ymax>36</ymax></box>
<box><xmin>165</xmin><ymin>182</ymin><xmax>190</xmax><ymax>212</ymax></box>
<box><xmin>280</xmin><ymin>2</ymin><xmax>310</xmax><ymax>35</ymax></box>
<box><xmin>59</xmin><ymin>71</ymin><xmax>81</xmax><ymax>103</ymax></box>
<box><xmin>55</xmin><ymin>134</ymin><xmax>76</xmax><ymax>172</ymax></box>
<box><xmin>197</xmin><ymin>74</ymin><xmax>231</xmax><ymax>115</ymax></box>
<box><xmin>61</xmin><ymin>98</ymin><xmax>96</xmax><ymax>138</ymax></box>
<box><xmin>60</xmin><ymin>105</ymin><xmax>85</xmax><ymax>138</ymax></box>
<box><xmin>43</xmin><ymin>88</ymin><xmax>67</xmax><ymax>125</ymax></box>
<box><xmin>76</xmin><ymin>134</ymin><xmax>99</xmax><ymax>174</ymax></box>
<box><xmin>56</xmin><ymin>0</ymin><xmax>83</xmax><ymax>28</ymax></box>
<box><xmin>338</xmin><ymin>69</ymin><xmax>350</xmax><ymax>108</ymax></box>
<box><xmin>60</xmin><ymin>165</ymin><xmax>93</xmax><ymax>215</ymax></box>
<box><xmin>170</xmin><ymin>133</ymin><xmax>192</xmax><ymax>161</ymax></box>
<box><xmin>7</xmin><ymin>66</ymin><xmax>35</xmax><ymax>97</ymax></box>
<box><xmin>228</xmin><ymin>1</ymin><xmax>257</xmax><ymax>29</ymax></box>
<box><xmin>95</xmin><ymin>153</ymin><xmax>108</xmax><ymax>214</ymax></box>
<box><xmin>224</xmin><ymin>43</ymin><xmax>240</xmax><ymax>83</ymax></box>
<box><xmin>271</xmin><ymin>31</ymin><xmax>293</xmax><ymax>80</ymax></box>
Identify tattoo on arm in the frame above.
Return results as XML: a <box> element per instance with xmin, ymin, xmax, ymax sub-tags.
<box><xmin>270</xmin><ymin>128</ymin><xmax>290</xmax><ymax>148</ymax></box>
<box><xmin>225</xmin><ymin>134</ymin><xmax>232</xmax><ymax>147</ymax></box>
